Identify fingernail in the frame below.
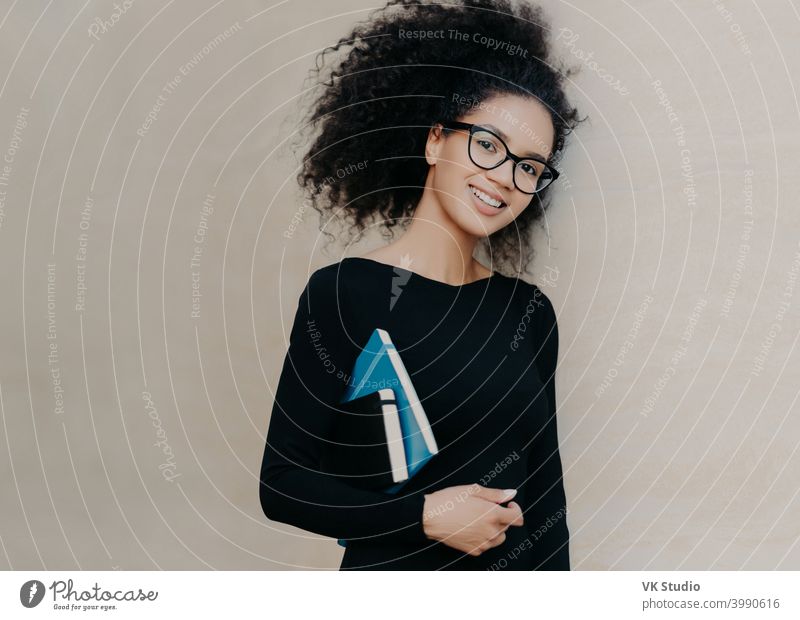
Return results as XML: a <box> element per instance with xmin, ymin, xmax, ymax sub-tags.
<box><xmin>503</xmin><ymin>488</ymin><xmax>517</xmax><ymax>498</ymax></box>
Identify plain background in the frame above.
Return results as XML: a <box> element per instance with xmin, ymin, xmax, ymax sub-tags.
<box><xmin>0</xmin><ymin>0</ymin><xmax>799</xmax><ymax>570</ymax></box>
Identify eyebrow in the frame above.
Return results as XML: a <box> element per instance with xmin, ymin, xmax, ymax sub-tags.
<box><xmin>478</xmin><ymin>123</ymin><xmax>549</xmax><ymax>163</ymax></box>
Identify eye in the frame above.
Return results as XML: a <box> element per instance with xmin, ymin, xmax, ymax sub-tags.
<box><xmin>518</xmin><ymin>161</ymin><xmax>540</xmax><ymax>177</ymax></box>
<box><xmin>471</xmin><ymin>129</ymin><xmax>502</xmax><ymax>154</ymax></box>
<box><xmin>476</xmin><ymin>138</ymin><xmax>497</xmax><ymax>153</ymax></box>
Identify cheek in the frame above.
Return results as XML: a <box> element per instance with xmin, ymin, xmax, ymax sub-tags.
<box><xmin>439</xmin><ymin>143</ymin><xmax>472</xmax><ymax>179</ymax></box>
<box><xmin>435</xmin><ymin>162</ymin><xmax>471</xmax><ymax>202</ymax></box>
<box><xmin>440</xmin><ymin>160</ymin><xmax>465</xmax><ymax>184</ymax></box>
<box><xmin>507</xmin><ymin>195</ymin><xmax>532</xmax><ymax>218</ymax></box>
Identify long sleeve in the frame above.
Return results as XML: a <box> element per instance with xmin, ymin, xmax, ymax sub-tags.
<box><xmin>259</xmin><ymin>268</ymin><xmax>429</xmax><ymax>545</ymax></box>
<box><xmin>521</xmin><ymin>285</ymin><xmax>570</xmax><ymax>569</ymax></box>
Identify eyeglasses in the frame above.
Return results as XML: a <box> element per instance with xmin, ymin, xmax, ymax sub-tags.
<box><xmin>439</xmin><ymin>120</ymin><xmax>559</xmax><ymax>195</ymax></box>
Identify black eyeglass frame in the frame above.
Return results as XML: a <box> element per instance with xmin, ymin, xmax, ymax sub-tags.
<box><xmin>439</xmin><ymin>120</ymin><xmax>560</xmax><ymax>195</ymax></box>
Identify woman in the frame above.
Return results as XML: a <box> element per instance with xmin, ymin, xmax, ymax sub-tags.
<box><xmin>259</xmin><ymin>0</ymin><xmax>583</xmax><ymax>570</ymax></box>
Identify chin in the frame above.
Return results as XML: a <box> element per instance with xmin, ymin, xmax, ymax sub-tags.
<box><xmin>447</xmin><ymin>205</ymin><xmax>505</xmax><ymax>238</ymax></box>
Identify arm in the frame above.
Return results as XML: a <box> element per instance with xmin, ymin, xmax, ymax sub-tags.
<box><xmin>521</xmin><ymin>285</ymin><xmax>570</xmax><ymax>569</ymax></box>
<box><xmin>259</xmin><ymin>268</ymin><xmax>429</xmax><ymax>545</ymax></box>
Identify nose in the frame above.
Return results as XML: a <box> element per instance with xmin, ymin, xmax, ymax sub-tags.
<box><xmin>485</xmin><ymin>158</ymin><xmax>516</xmax><ymax>193</ymax></box>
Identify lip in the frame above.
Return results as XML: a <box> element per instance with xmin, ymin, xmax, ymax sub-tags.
<box><xmin>470</xmin><ymin>183</ymin><xmax>506</xmax><ymax>204</ymax></box>
<box><xmin>467</xmin><ymin>184</ymin><xmax>507</xmax><ymax>216</ymax></box>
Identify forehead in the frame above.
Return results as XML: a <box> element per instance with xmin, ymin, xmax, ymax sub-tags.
<box><xmin>458</xmin><ymin>93</ymin><xmax>554</xmax><ymax>159</ymax></box>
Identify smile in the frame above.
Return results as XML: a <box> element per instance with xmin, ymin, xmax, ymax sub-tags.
<box><xmin>469</xmin><ymin>185</ymin><xmax>506</xmax><ymax>209</ymax></box>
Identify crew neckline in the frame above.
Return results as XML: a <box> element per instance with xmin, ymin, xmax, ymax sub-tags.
<box><xmin>343</xmin><ymin>256</ymin><xmax>499</xmax><ymax>288</ymax></box>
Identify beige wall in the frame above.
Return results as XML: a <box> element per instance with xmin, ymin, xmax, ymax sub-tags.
<box><xmin>0</xmin><ymin>0</ymin><xmax>798</xmax><ymax>569</ymax></box>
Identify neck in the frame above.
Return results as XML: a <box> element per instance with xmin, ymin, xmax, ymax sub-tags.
<box><xmin>385</xmin><ymin>182</ymin><xmax>484</xmax><ymax>286</ymax></box>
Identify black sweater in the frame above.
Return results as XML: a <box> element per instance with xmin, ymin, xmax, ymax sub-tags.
<box><xmin>259</xmin><ymin>257</ymin><xmax>570</xmax><ymax>570</ymax></box>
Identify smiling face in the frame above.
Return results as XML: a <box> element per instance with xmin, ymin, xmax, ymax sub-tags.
<box><xmin>424</xmin><ymin>93</ymin><xmax>556</xmax><ymax>237</ymax></box>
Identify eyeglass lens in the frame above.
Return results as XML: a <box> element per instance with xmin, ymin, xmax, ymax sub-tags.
<box><xmin>469</xmin><ymin>129</ymin><xmax>554</xmax><ymax>194</ymax></box>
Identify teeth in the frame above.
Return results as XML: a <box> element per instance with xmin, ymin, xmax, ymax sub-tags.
<box><xmin>470</xmin><ymin>186</ymin><xmax>503</xmax><ymax>208</ymax></box>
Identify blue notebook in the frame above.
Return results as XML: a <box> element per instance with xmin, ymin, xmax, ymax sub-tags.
<box><xmin>336</xmin><ymin>328</ymin><xmax>438</xmax><ymax>547</ymax></box>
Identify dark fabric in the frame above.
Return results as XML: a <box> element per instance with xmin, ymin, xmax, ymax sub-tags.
<box><xmin>259</xmin><ymin>257</ymin><xmax>570</xmax><ymax>570</ymax></box>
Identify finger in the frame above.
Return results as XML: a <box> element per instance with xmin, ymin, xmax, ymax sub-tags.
<box><xmin>507</xmin><ymin>501</ymin><xmax>524</xmax><ymax>526</ymax></box>
<box><xmin>471</xmin><ymin>485</ymin><xmax>517</xmax><ymax>504</ymax></box>
<box><xmin>495</xmin><ymin>501</ymin><xmax>524</xmax><ymax>526</ymax></box>
<box><xmin>488</xmin><ymin>531</ymin><xmax>507</xmax><ymax>547</ymax></box>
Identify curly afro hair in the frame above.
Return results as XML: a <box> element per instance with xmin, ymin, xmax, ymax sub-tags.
<box><xmin>295</xmin><ymin>0</ymin><xmax>585</xmax><ymax>275</ymax></box>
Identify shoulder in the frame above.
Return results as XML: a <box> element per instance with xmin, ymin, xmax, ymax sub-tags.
<box><xmin>303</xmin><ymin>259</ymin><xmax>378</xmax><ymax>303</ymax></box>
<box><xmin>514</xmin><ymin>280</ymin><xmax>559</xmax><ymax>370</ymax></box>
<box><xmin>505</xmin><ymin>276</ymin><xmax>557</xmax><ymax>328</ymax></box>
<box><xmin>297</xmin><ymin>263</ymin><xmax>342</xmax><ymax>314</ymax></box>
<box><xmin>305</xmin><ymin>261</ymin><xmax>339</xmax><ymax>290</ymax></box>
<box><xmin>307</xmin><ymin>259</ymin><xmax>376</xmax><ymax>287</ymax></box>
<box><xmin>533</xmin><ymin>283</ymin><xmax>557</xmax><ymax>328</ymax></box>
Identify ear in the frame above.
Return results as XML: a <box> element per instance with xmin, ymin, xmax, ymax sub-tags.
<box><xmin>425</xmin><ymin>123</ymin><xmax>445</xmax><ymax>166</ymax></box>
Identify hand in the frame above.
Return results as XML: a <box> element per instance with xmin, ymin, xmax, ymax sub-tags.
<box><xmin>421</xmin><ymin>484</ymin><xmax>524</xmax><ymax>556</ymax></box>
